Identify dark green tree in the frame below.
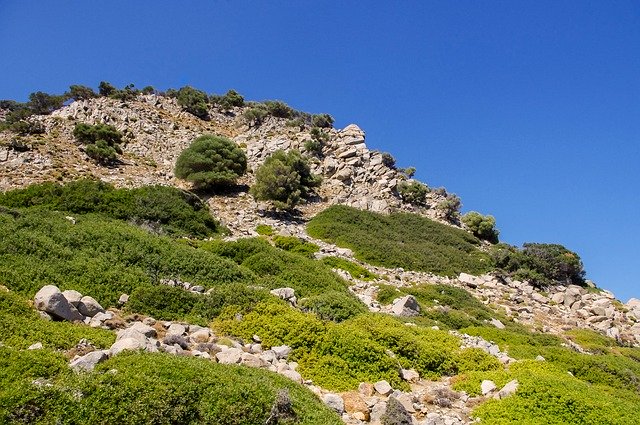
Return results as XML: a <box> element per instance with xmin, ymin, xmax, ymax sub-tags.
<box><xmin>250</xmin><ymin>149</ymin><xmax>321</xmax><ymax>210</ymax></box>
<box><xmin>73</xmin><ymin>123</ymin><xmax>123</xmax><ymax>164</ymax></box>
<box><xmin>28</xmin><ymin>91</ymin><xmax>64</xmax><ymax>115</ymax></box>
<box><xmin>397</xmin><ymin>181</ymin><xmax>429</xmax><ymax>205</ymax></box>
<box><xmin>67</xmin><ymin>85</ymin><xmax>97</xmax><ymax>101</ymax></box>
<box><xmin>98</xmin><ymin>81</ymin><xmax>117</xmax><ymax>97</ymax></box>
<box><xmin>462</xmin><ymin>211</ymin><xmax>499</xmax><ymax>243</ymax></box>
<box><xmin>217</xmin><ymin>89</ymin><xmax>245</xmax><ymax>109</ymax></box>
<box><xmin>176</xmin><ymin>86</ymin><xmax>209</xmax><ymax>119</ymax></box>
<box><xmin>311</xmin><ymin>113</ymin><xmax>334</xmax><ymax>128</ymax></box>
<box><xmin>174</xmin><ymin>135</ymin><xmax>247</xmax><ymax>189</ymax></box>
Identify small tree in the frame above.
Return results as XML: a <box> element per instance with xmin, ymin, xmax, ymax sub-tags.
<box><xmin>73</xmin><ymin>122</ymin><xmax>124</xmax><ymax>164</ymax></box>
<box><xmin>462</xmin><ymin>211</ymin><xmax>499</xmax><ymax>243</ymax></box>
<box><xmin>397</xmin><ymin>180</ymin><xmax>429</xmax><ymax>205</ymax></box>
<box><xmin>98</xmin><ymin>81</ymin><xmax>117</xmax><ymax>97</ymax></box>
<box><xmin>381</xmin><ymin>152</ymin><xmax>396</xmax><ymax>169</ymax></box>
<box><xmin>437</xmin><ymin>194</ymin><xmax>461</xmax><ymax>221</ymax></box>
<box><xmin>176</xmin><ymin>86</ymin><xmax>209</xmax><ymax>119</ymax></box>
<box><xmin>67</xmin><ymin>85</ymin><xmax>97</xmax><ymax>101</ymax></box>
<box><xmin>264</xmin><ymin>100</ymin><xmax>293</xmax><ymax>118</ymax></box>
<box><xmin>28</xmin><ymin>91</ymin><xmax>64</xmax><ymax>115</ymax></box>
<box><xmin>251</xmin><ymin>149</ymin><xmax>321</xmax><ymax>210</ymax></box>
<box><xmin>174</xmin><ymin>135</ymin><xmax>247</xmax><ymax>189</ymax></box>
<box><xmin>311</xmin><ymin>113</ymin><xmax>334</xmax><ymax>128</ymax></box>
<box><xmin>216</xmin><ymin>89</ymin><xmax>244</xmax><ymax>109</ymax></box>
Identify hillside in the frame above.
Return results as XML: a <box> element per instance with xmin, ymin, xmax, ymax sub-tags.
<box><xmin>1</xmin><ymin>85</ymin><xmax>640</xmax><ymax>425</ymax></box>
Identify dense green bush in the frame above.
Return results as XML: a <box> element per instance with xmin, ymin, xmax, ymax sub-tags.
<box><xmin>28</xmin><ymin>91</ymin><xmax>65</xmax><ymax>115</ymax></box>
<box><xmin>176</xmin><ymin>85</ymin><xmax>209</xmax><ymax>119</ymax></box>
<box><xmin>212</xmin><ymin>89</ymin><xmax>245</xmax><ymax>109</ymax></box>
<box><xmin>0</xmin><ymin>290</ymin><xmax>114</xmax><ymax>350</ymax></box>
<box><xmin>397</xmin><ymin>181</ymin><xmax>429</xmax><ymax>205</ymax></box>
<box><xmin>243</xmin><ymin>105</ymin><xmax>269</xmax><ymax>126</ymax></box>
<box><xmin>321</xmin><ymin>256</ymin><xmax>378</xmax><ymax>281</ymax></box>
<box><xmin>0</xmin><ymin>349</ymin><xmax>342</xmax><ymax>424</ymax></box>
<box><xmin>462</xmin><ymin>211</ymin><xmax>499</xmax><ymax>243</ymax></box>
<box><xmin>73</xmin><ymin>122</ymin><xmax>124</xmax><ymax>164</ymax></box>
<box><xmin>273</xmin><ymin>235</ymin><xmax>320</xmax><ymax>257</ymax></box>
<box><xmin>255</xmin><ymin>224</ymin><xmax>275</xmax><ymax>236</ymax></box>
<box><xmin>174</xmin><ymin>135</ymin><xmax>248</xmax><ymax>189</ymax></box>
<box><xmin>67</xmin><ymin>84</ymin><xmax>97</xmax><ymax>101</ymax></box>
<box><xmin>0</xmin><ymin>209</ymin><xmax>251</xmax><ymax>306</ymax></box>
<box><xmin>264</xmin><ymin>100</ymin><xmax>294</xmax><ymax>118</ymax></box>
<box><xmin>299</xmin><ymin>290</ymin><xmax>366</xmax><ymax>322</ymax></box>
<box><xmin>311</xmin><ymin>114</ymin><xmax>334</xmax><ymax>128</ymax></box>
<box><xmin>381</xmin><ymin>152</ymin><xmax>396</xmax><ymax>169</ymax></box>
<box><xmin>98</xmin><ymin>81</ymin><xmax>117</xmax><ymax>97</ymax></box>
<box><xmin>251</xmin><ymin>149</ymin><xmax>321</xmax><ymax>210</ymax></box>
<box><xmin>437</xmin><ymin>194</ymin><xmax>462</xmax><ymax>221</ymax></box>
<box><xmin>307</xmin><ymin>205</ymin><xmax>491</xmax><ymax>276</ymax></box>
<box><xmin>0</xmin><ymin>180</ymin><xmax>219</xmax><ymax>237</ymax></box>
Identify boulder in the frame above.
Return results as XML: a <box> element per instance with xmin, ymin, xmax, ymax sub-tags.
<box><xmin>240</xmin><ymin>352</ymin><xmax>267</xmax><ymax>368</ymax></box>
<box><xmin>495</xmin><ymin>379</ymin><xmax>519</xmax><ymax>399</ymax></box>
<box><xmin>358</xmin><ymin>382</ymin><xmax>375</xmax><ymax>397</ymax></box>
<box><xmin>342</xmin><ymin>391</ymin><xmax>370</xmax><ymax>421</ymax></box>
<box><xmin>118</xmin><ymin>294</ymin><xmax>129</xmax><ymax>305</ymax></box>
<box><xmin>77</xmin><ymin>296</ymin><xmax>105</xmax><ymax>317</ymax></box>
<box><xmin>280</xmin><ymin>369</ymin><xmax>303</xmax><ymax>383</ymax></box>
<box><xmin>34</xmin><ymin>285</ymin><xmax>84</xmax><ymax>322</ymax></box>
<box><xmin>70</xmin><ymin>350</ymin><xmax>109</xmax><ymax>372</ymax></box>
<box><xmin>323</xmin><ymin>393</ymin><xmax>344</xmax><ymax>414</ymax></box>
<box><xmin>110</xmin><ymin>337</ymin><xmax>144</xmax><ymax>356</ymax></box>
<box><xmin>390</xmin><ymin>295</ymin><xmax>420</xmax><ymax>317</ymax></box>
<box><xmin>272</xmin><ymin>345</ymin><xmax>292</xmax><ymax>360</ymax></box>
<box><xmin>481</xmin><ymin>380</ymin><xmax>496</xmax><ymax>395</ymax></box>
<box><xmin>400</xmin><ymin>368</ymin><xmax>420</xmax><ymax>382</ymax></box>
<box><xmin>62</xmin><ymin>290</ymin><xmax>83</xmax><ymax>306</ymax></box>
<box><xmin>374</xmin><ymin>380</ymin><xmax>393</xmax><ymax>396</ymax></box>
<box><xmin>167</xmin><ymin>323</ymin><xmax>187</xmax><ymax>336</ymax></box>
<box><xmin>459</xmin><ymin>273</ymin><xmax>480</xmax><ymax>288</ymax></box>
<box><xmin>490</xmin><ymin>318</ymin><xmax>506</xmax><ymax>329</ymax></box>
<box><xmin>215</xmin><ymin>347</ymin><xmax>243</xmax><ymax>364</ymax></box>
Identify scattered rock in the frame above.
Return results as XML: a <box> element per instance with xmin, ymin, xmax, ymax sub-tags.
<box><xmin>77</xmin><ymin>296</ymin><xmax>105</xmax><ymax>317</ymax></box>
<box><xmin>391</xmin><ymin>295</ymin><xmax>420</xmax><ymax>317</ymax></box>
<box><xmin>495</xmin><ymin>379</ymin><xmax>519</xmax><ymax>399</ymax></box>
<box><xmin>34</xmin><ymin>285</ymin><xmax>84</xmax><ymax>322</ymax></box>
<box><xmin>110</xmin><ymin>337</ymin><xmax>144</xmax><ymax>356</ymax></box>
<box><xmin>28</xmin><ymin>342</ymin><xmax>43</xmax><ymax>350</ymax></box>
<box><xmin>374</xmin><ymin>380</ymin><xmax>393</xmax><ymax>396</ymax></box>
<box><xmin>70</xmin><ymin>350</ymin><xmax>109</xmax><ymax>372</ymax></box>
<box><xmin>481</xmin><ymin>380</ymin><xmax>496</xmax><ymax>395</ymax></box>
<box><xmin>323</xmin><ymin>393</ymin><xmax>344</xmax><ymax>414</ymax></box>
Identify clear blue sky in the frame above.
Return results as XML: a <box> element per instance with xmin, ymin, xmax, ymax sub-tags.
<box><xmin>1</xmin><ymin>1</ymin><xmax>638</xmax><ymax>300</ymax></box>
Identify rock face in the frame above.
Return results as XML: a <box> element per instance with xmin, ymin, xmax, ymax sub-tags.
<box><xmin>34</xmin><ymin>285</ymin><xmax>84</xmax><ymax>322</ymax></box>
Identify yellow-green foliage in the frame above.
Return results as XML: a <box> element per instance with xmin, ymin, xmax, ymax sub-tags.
<box><xmin>272</xmin><ymin>235</ymin><xmax>320</xmax><ymax>258</ymax></box>
<box><xmin>321</xmin><ymin>256</ymin><xmax>378</xmax><ymax>281</ymax></box>
<box><xmin>454</xmin><ymin>361</ymin><xmax>640</xmax><ymax>424</ymax></box>
<box><xmin>0</xmin><ymin>349</ymin><xmax>342</xmax><ymax>424</ymax></box>
<box><xmin>307</xmin><ymin>205</ymin><xmax>492</xmax><ymax>276</ymax></box>
<box><xmin>565</xmin><ymin>328</ymin><xmax>616</xmax><ymax>353</ymax></box>
<box><xmin>0</xmin><ymin>290</ymin><xmax>114</xmax><ymax>350</ymax></box>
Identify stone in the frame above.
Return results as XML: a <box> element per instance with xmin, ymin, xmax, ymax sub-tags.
<box><xmin>270</xmin><ymin>288</ymin><xmax>296</xmax><ymax>305</ymax></box>
<box><xmin>110</xmin><ymin>337</ymin><xmax>144</xmax><ymax>356</ymax></box>
<box><xmin>190</xmin><ymin>328</ymin><xmax>211</xmax><ymax>342</ymax></box>
<box><xmin>215</xmin><ymin>347</ymin><xmax>243</xmax><ymax>364</ymax></box>
<box><xmin>551</xmin><ymin>293</ymin><xmax>565</xmax><ymax>304</ymax></box>
<box><xmin>272</xmin><ymin>345</ymin><xmax>292</xmax><ymax>360</ymax></box>
<box><xmin>481</xmin><ymin>380</ymin><xmax>496</xmax><ymax>395</ymax></box>
<box><xmin>495</xmin><ymin>379</ymin><xmax>519</xmax><ymax>399</ymax></box>
<box><xmin>391</xmin><ymin>295</ymin><xmax>420</xmax><ymax>317</ymax></box>
<box><xmin>28</xmin><ymin>342</ymin><xmax>43</xmax><ymax>350</ymax></box>
<box><xmin>118</xmin><ymin>294</ymin><xmax>129</xmax><ymax>305</ymax></box>
<box><xmin>459</xmin><ymin>272</ymin><xmax>479</xmax><ymax>288</ymax></box>
<box><xmin>627</xmin><ymin>298</ymin><xmax>640</xmax><ymax>309</ymax></box>
<box><xmin>374</xmin><ymin>380</ymin><xmax>393</xmax><ymax>396</ymax></box>
<box><xmin>490</xmin><ymin>318</ymin><xmax>506</xmax><ymax>329</ymax></box>
<box><xmin>191</xmin><ymin>285</ymin><xmax>205</xmax><ymax>293</ymax></box>
<box><xmin>280</xmin><ymin>369</ymin><xmax>303</xmax><ymax>383</ymax></box>
<box><xmin>125</xmin><ymin>322</ymin><xmax>157</xmax><ymax>338</ymax></box>
<box><xmin>70</xmin><ymin>350</ymin><xmax>109</xmax><ymax>372</ymax></box>
<box><xmin>62</xmin><ymin>289</ymin><xmax>83</xmax><ymax>306</ymax></box>
<box><xmin>34</xmin><ymin>285</ymin><xmax>84</xmax><ymax>322</ymax></box>
<box><xmin>167</xmin><ymin>323</ymin><xmax>187</xmax><ymax>336</ymax></box>
<box><xmin>323</xmin><ymin>393</ymin><xmax>344</xmax><ymax>414</ymax></box>
<box><xmin>77</xmin><ymin>296</ymin><xmax>105</xmax><ymax>317</ymax></box>
<box><xmin>400</xmin><ymin>368</ymin><xmax>420</xmax><ymax>382</ymax></box>
<box><xmin>358</xmin><ymin>382</ymin><xmax>375</xmax><ymax>397</ymax></box>
<box><xmin>564</xmin><ymin>287</ymin><xmax>583</xmax><ymax>307</ymax></box>
<box><xmin>342</xmin><ymin>391</ymin><xmax>370</xmax><ymax>421</ymax></box>
<box><xmin>240</xmin><ymin>352</ymin><xmax>267</xmax><ymax>368</ymax></box>
<box><xmin>395</xmin><ymin>393</ymin><xmax>416</xmax><ymax>413</ymax></box>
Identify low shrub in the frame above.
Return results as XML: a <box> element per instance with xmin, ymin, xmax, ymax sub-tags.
<box><xmin>321</xmin><ymin>256</ymin><xmax>378</xmax><ymax>281</ymax></box>
<box><xmin>273</xmin><ymin>235</ymin><xmax>320</xmax><ymax>258</ymax></box>
<box><xmin>397</xmin><ymin>181</ymin><xmax>429</xmax><ymax>205</ymax></box>
<box><xmin>462</xmin><ymin>211</ymin><xmax>499</xmax><ymax>243</ymax></box>
<box><xmin>176</xmin><ymin>85</ymin><xmax>209</xmax><ymax>119</ymax></box>
<box><xmin>255</xmin><ymin>224</ymin><xmax>275</xmax><ymax>236</ymax></box>
<box><xmin>299</xmin><ymin>290</ymin><xmax>366</xmax><ymax>322</ymax></box>
<box><xmin>73</xmin><ymin>122</ymin><xmax>123</xmax><ymax>164</ymax></box>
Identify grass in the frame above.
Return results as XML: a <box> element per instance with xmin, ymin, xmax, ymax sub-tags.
<box><xmin>307</xmin><ymin>205</ymin><xmax>492</xmax><ymax>276</ymax></box>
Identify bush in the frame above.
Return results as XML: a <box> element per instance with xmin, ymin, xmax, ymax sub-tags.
<box><xmin>255</xmin><ymin>224</ymin><xmax>275</xmax><ymax>236</ymax></box>
<box><xmin>67</xmin><ymin>85</ymin><xmax>97</xmax><ymax>101</ymax></box>
<box><xmin>307</xmin><ymin>205</ymin><xmax>491</xmax><ymax>277</ymax></box>
<box><xmin>321</xmin><ymin>256</ymin><xmax>378</xmax><ymax>281</ymax></box>
<box><xmin>381</xmin><ymin>152</ymin><xmax>396</xmax><ymax>169</ymax></box>
<box><xmin>28</xmin><ymin>91</ymin><xmax>65</xmax><ymax>115</ymax></box>
<box><xmin>299</xmin><ymin>291</ymin><xmax>366</xmax><ymax>322</ymax></box>
<box><xmin>0</xmin><ymin>180</ymin><xmax>219</xmax><ymax>237</ymax></box>
<box><xmin>264</xmin><ymin>100</ymin><xmax>294</xmax><ymax>118</ymax></box>
<box><xmin>311</xmin><ymin>114</ymin><xmax>334</xmax><ymax>128</ymax></box>
<box><xmin>215</xmin><ymin>89</ymin><xmax>244</xmax><ymax>109</ymax></box>
<box><xmin>98</xmin><ymin>81</ymin><xmax>117</xmax><ymax>97</ymax></box>
<box><xmin>462</xmin><ymin>211</ymin><xmax>499</xmax><ymax>243</ymax></box>
<box><xmin>437</xmin><ymin>194</ymin><xmax>462</xmax><ymax>221</ymax></box>
<box><xmin>73</xmin><ymin>122</ymin><xmax>124</xmax><ymax>164</ymax></box>
<box><xmin>251</xmin><ymin>149</ymin><xmax>321</xmax><ymax>210</ymax></box>
<box><xmin>273</xmin><ymin>235</ymin><xmax>320</xmax><ymax>257</ymax></box>
<box><xmin>174</xmin><ymin>135</ymin><xmax>247</xmax><ymax>189</ymax></box>
<box><xmin>176</xmin><ymin>86</ymin><xmax>209</xmax><ymax>119</ymax></box>
<box><xmin>243</xmin><ymin>105</ymin><xmax>268</xmax><ymax>126</ymax></box>
<box><xmin>397</xmin><ymin>181</ymin><xmax>429</xmax><ymax>205</ymax></box>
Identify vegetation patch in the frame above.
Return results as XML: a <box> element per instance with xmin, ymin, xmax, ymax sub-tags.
<box><xmin>321</xmin><ymin>256</ymin><xmax>378</xmax><ymax>281</ymax></box>
<box><xmin>307</xmin><ymin>205</ymin><xmax>491</xmax><ymax>276</ymax></box>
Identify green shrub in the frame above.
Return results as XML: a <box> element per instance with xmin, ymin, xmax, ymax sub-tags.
<box><xmin>174</xmin><ymin>135</ymin><xmax>248</xmax><ymax>189</ymax></box>
<box><xmin>256</xmin><ymin>224</ymin><xmax>275</xmax><ymax>236</ymax></box>
<box><xmin>311</xmin><ymin>114</ymin><xmax>334</xmax><ymax>128</ymax></box>
<box><xmin>98</xmin><ymin>81</ymin><xmax>117</xmax><ymax>97</ymax></box>
<box><xmin>462</xmin><ymin>211</ymin><xmax>499</xmax><ymax>243</ymax></box>
<box><xmin>214</xmin><ymin>89</ymin><xmax>245</xmax><ymax>109</ymax></box>
<box><xmin>437</xmin><ymin>194</ymin><xmax>461</xmax><ymax>221</ymax></box>
<box><xmin>299</xmin><ymin>290</ymin><xmax>366</xmax><ymax>322</ymax></box>
<box><xmin>321</xmin><ymin>256</ymin><xmax>378</xmax><ymax>281</ymax></box>
<box><xmin>176</xmin><ymin>85</ymin><xmax>209</xmax><ymax>119</ymax></box>
<box><xmin>397</xmin><ymin>181</ymin><xmax>429</xmax><ymax>205</ymax></box>
<box><xmin>251</xmin><ymin>149</ymin><xmax>321</xmax><ymax>210</ymax></box>
<box><xmin>0</xmin><ymin>350</ymin><xmax>342</xmax><ymax>425</ymax></box>
<box><xmin>381</xmin><ymin>152</ymin><xmax>396</xmax><ymax>168</ymax></box>
<box><xmin>67</xmin><ymin>85</ymin><xmax>97</xmax><ymax>101</ymax></box>
<box><xmin>304</xmin><ymin>138</ymin><xmax>323</xmax><ymax>155</ymax></box>
<box><xmin>565</xmin><ymin>329</ymin><xmax>616</xmax><ymax>353</ymax></box>
<box><xmin>243</xmin><ymin>105</ymin><xmax>268</xmax><ymax>126</ymax></box>
<box><xmin>28</xmin><ymin>91</ymin><xmax>65</xmax><ymax>115</ymax></box>
<box><xmin>0</xmin><ymin>180</ymin><xmax>219</xmax><ymax>237</ymax></box>
<box><xmin>264</xmin><ymin>100</ymin><xmax>294</xmax><ymax>118</ymax></box>
<box><xmin>273</xmin><ymin>235</ymin><xmax>320</xmax><ymax>257</ymax></box>
<box><xmin>73</xmin><ymin>122</ymin><xmax>124</xmax><ymax>164</ymax></box>
<box><xmin>307</xmin><ymin>205</ymin><xmax>491</xmax><ymax>276</ymax></box>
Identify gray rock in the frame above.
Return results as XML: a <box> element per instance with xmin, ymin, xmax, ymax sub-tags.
<box><xmin>28</xmin><ymin>342</ymin><xmax>43</xmax><ymax>350</ymax></box>
<box><xmin>495</xmin><ymin>379</ymin><xmax>519</xmax><ymax>399</ymax></box>
<box><xmin>240</xmin><ymin>352</ymin><xmax>267</xmax><ymax>368</ymax></box>
<box><xmin>459</xmin><ymin>273</ymin><xmax>479</xmax><ymax>288</ymax></box>
<box><xmin>400</xmin><ymin>368</ymin><xmax>420</xmax><ymax>382</ymax></box>
<box><xmin>323</xmin><ymin>393</ymin><xmax>344</xmax><ymax>414</ymax></box>
<box><xmin>62</xmin><ymin>289</ymin><xmax>83</xmax><ymax>306</ymax></box>
<box><xmin>551</xmin><ymin>293</ymin><xmax>565</xmax><ymax>304</ymax></box>
<box><xmin>391</xmin><ymin>295</ymin><xmax>420</xmax><ymax>317</ymax></box>
<box><xmin>215</xmin><ymin>347</ymin><xmax>243</xmax><ymax>364</ymax></box>
<box><xmin>481</xmin><ymin>380</ymin><xmax>496</xmax><ymax>395</ymax></box>
<box><xmin>70</xmin><ymin>350</ymin><xmax>109</xmax><ymax>372</ymax></box>
<box><xmin>189</xmin><ymin>328</ymin><xmax>211</xmax><ymax>342</ymax></box>
<box><xmin>272</xmin><ymin>345</ymin><xmax>292</xmax><ymax>360</ymax></box>
<box><xmin>110</xmin><ymin>337</ymin><xmax>144</xmax><ymax>356</ymax></box>
<box><xmin>128</xmin><ymin>322</ymin><xmax>157</xmax><ymax>337</ymax></box>
<box><xmin>118</xmin><ymin>294</ymin><xmax>129</xmax><ymax>305</ymax></box>
<box><xmin>77</xmin><ymin>296</ymin><xmax>105</xmax><ymax>317</ymax></box>
<box><xmin>34</xmin><ymin>285</ymin><xmax>84</xmax><ymax>322</ymax></box>
<box><xmin>167</xmin><ymin>323</ymin><xmax>187</xmax><ymax>336</ymax></box>
<box><xmin>270</xmin><ymin>287</ymin><xmax>296</xmax><ymax>301</ymax></box>
<box><xmin>374</xmin><ymin>380</ymin><xmax>393</xmax><ymax>396</ymax></box>
<box><xmin>280</xmin><ymin>369</ymin><xmax>303</xmax><ymax>383</ymax></box>
<box><xmin>490</xmin><ymin>318</ymin><xmax>505</xmax><ymax>329</ymax></box>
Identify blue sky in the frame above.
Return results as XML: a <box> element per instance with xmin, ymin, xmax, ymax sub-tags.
<box><xmin>1</xmin><ymin>1</ymin><xmax>638</xmax><ymax>301</ymax></box>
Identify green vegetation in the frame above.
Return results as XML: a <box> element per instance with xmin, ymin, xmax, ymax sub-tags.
<box><xmin>255</xmin><ymin>224</ymin><xmax>275</xmax><ymax>236</ymax></box>
<box><xmin>176</xmin><ymin>85</ymin><xmax>209</xmax><ymax>119</ymax></box>
<box><xmin>251</xmin><ymin>149</ymin><xmax>321</xmax><ymax>210</ymax></box>
<box><xmin>0</xmin><ymin>349</ymin><xmax>341</xmax><ymax>424</ymax></box>
<box><xmin>272</xmin><ymin>235</ymin><xmax>320</xmax><ymax>258</ymax></box>
<box><xmin>211</xmin><ymin>89</ymin><xmax>245</xmax><ymax>109</ymax></box>
<box><xmin>307</xmin><ymin>205</ymin><xmax>491</xmax><ymax>276</ymax></box>
<box><xmin>299</xmin><ymin>290</ymin><xmax>367</xmax><ymax>322</ymax></box>
<box><xmin>0</xmin><ymin>179</ymin><xmax>219</xmax><ymax>237</ymax></box>
<box><xmin>311</xmin><ymin>113</ymin><xmax>334</xmax><ymax>128</ymax></box>
<box><xmin>67</xmin><ymin>84</ymin><xmax>97</xmax><ymax>101</ymax></box>
<box><xmin>437</xmin><ymin>194</ymin><xmax>462</xmax><ymax>221</ymax></box>
<box><xmin>0</xmin><ymin>290</ymin><xmax>114</xmax><ymax>350</ymax></box>
<box><xmin>397</xmin><ymin>180</ymin><xmax>429</xmax><ymax>205</ymax></box>
<box><xmin>321</xmin><ymin>256</ymin><xmax>378</xmax><ymax>281</ymax></box>
<box><xmin>462</xmin><ymin>211</ymin><xmax>499</xmax><ymax>243</ymax></box>
<box><xmin>174</xmin><ymin>135</ymin><xmax>248</xmax><ymax>190</ymax></box>
<box><xmin>381</xmin><ymin>152</ymin><xmax>396</xmax><ymax>169</ymax></box>
<box><xmin>73</xmin><ymin>122</ymin><xmax>124</xmax><ymax>164</ymax></box>
<box><xmin>491</xmin><ymin>242</ymin><xmax>586</xmax><ymax>287</ymax></box>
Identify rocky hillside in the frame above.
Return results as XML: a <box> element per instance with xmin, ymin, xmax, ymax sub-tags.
<box><xmin>1</xmin><ymin>89</ymin><xmax>640</xmax><ymax>425</ymax></box>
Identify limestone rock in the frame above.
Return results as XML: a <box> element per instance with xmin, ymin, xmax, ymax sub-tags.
<box><xmin>62</xmin><ymin>289</ymin><xmax>83</xmax><ymax>306</ymax></box>
<box><xmin>70</xmin><ymin>350</ymin><xmax>109</xmax><ymax>372</ymax></box>
<box><xmin>34</xmin><ymin>285</ymin><xmax>84</xmax><ymax>322</ymax></box>
<box><xmin>110</xmin><ymin>337</ymin><xmax>144</xmax><ymax>356</ymax></box>
<box><xmin>495</xmin><ymin>379</ymin><xmax>519</xmax><ymax>399</ymax></box>
<box><xmin>216</xmin><ymin>347</ymin><xmax>243</xmax><ymax>364</ymax></box>
<box><xmin>77</xmin><ymin>296</ymin><xmax>105</xmax><ymax>317</ymax></box>
<box><xmin>391</xmin><ymin>295</ymin><xmax>420</xmax><ymax>317</ymax></box>
<box><xmin>400</xmin><ymin>368</ymin><xmax>420</xmax><ymax>382</ymax></box>
<box><xmin>272</xmin><ymin>345</ymin><xmax>292</xmax><ymax>360</ymax></box>
<box><xmin>342</xmin><ymin>391</ymin><xmax>370</xmax><ymax>421</ymax></box>
<box><xmin>374</xmin><ymin>380</ymin><xmax>393</xmax><ymax>396</ymax></box>
<box><xmin>481</xmin><ymin>380</ymin><xmax>496</xmax><ymax>395</ymax></box>
<box><xmin>323</xmin><ymin>393</ymin><xmax>344</xmax><ymax>414</ymax></box>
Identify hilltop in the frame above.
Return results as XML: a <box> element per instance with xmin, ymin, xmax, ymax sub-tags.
<box><xmin>1</xmin><ymin>84</ymin><xmax>640</xmax><ymax>424</ymax></box>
